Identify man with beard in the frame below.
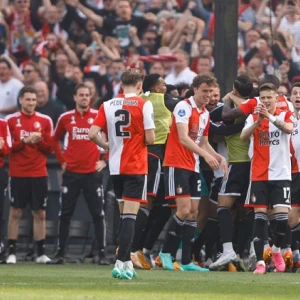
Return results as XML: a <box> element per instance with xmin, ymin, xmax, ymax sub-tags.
<box><xmin>52</xmin><ymin>83</ymin><xmax>109</xmax><ymax>265</ymax></box>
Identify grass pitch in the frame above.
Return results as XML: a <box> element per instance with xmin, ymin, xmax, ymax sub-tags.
<box><xmin>0</xmin><ymin>264</ymin><xmax>300</xmax><ymax>300</ymax></box>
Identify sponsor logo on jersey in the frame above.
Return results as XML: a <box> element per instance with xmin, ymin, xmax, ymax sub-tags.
<box><xmin>72</xmin><ymin>127</ymin><xmax>90</xmax><ymax>140</ymax></box>
<box><xmin>259</xmin><ymin>130</ymin><xmax>280</xmax><ymax>146</ymax></box>
<box><xmin>20</xmin><ymin>130</ymin><xmax>38</xmax><ymax>138</ymax></box>
<box><xmin>178</xmin><ymin>109</ymin><xmax>186</xmax><ymax>117</ymax></box>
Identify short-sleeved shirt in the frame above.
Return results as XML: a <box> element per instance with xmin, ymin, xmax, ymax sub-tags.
<box><xmin>164</xmin><ymin>97</ymin><xmax>210</xmax><ymax>173</ymax></box>
<box><xmin>291</xmin><ymin>117</ymin><xmax>300</xmax><ymax>174</ymax></box>
<box><xmin>93</xmin><ymin>93</ymin><xmax>155</xmax><ymax>175</ymax></box>
<box><xmin>102</xmin><ymin>16</ymin><xmax>149</xmax><ymax>48</ymax></box>
<box><xmin>244</xmin><ymin>108</ymin><xmax>294</xmax><ymax>181</ymax></box>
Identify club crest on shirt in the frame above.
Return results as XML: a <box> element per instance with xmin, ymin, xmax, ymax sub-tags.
<box><xmin>16</xmin><ymin>118</ymin><xmax>21</xmax><ymax>127</ymax></box>
<box><xmin>178</xmin><ymin>109</ymin><xmax>186</xmax><ymax>117</ymax></box>
<box><xmin>87</xmin><ymin>118</ymin><xmax>94</xmax><ymax>124</ymax></box>
<box><xmin>71</xmin><ymin>116</ymin><xmax>76</xmax><ymax>124</ymax></box>
<box><xmin>176</xmin><ymin>185</ymin><xmax>183</xmax><ymax>194</ymax></box>
<box><xmin>34</xmin><ymin>121</ymin><xmax>41</xmax><ymax>130</ymax></box>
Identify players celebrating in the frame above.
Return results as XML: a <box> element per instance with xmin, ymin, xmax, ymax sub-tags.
<box><xmin>89</xmin><ymin>69</ymin><xmax>155</xmax><ymax>279</ymax></box>
<box><xmin>159</xmin><ymin>74</ymin><xmax>228</xmax><ymax>272</ymax></box>
<box><xmin>241</xmin><ymin>83</ymin><xmax>294</xmax><ymax>274</ymax></box>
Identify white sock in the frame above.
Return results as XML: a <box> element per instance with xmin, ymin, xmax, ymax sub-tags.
<box><xmin>143</xmin><ymin>248</ymin><xmax>150</xmax><ymax>254</ymax></box>
<box><xmin>123</xmin><ymin>260</ymin><xmax>133</xmax><ymax>269</ymax></box>
<box><xmin>223</xmin><ymin>242</ymin><xmax>233</xmax><ymax>253</ymax></box>
<box><xmin>115</xmin><ymin>259</ymin><xmax>123</xmax><ymax>269</ymax></box>
<box><xmin>257</xmin><ymin>260</ymin><xmax>266</xmax><ymax>266</ymax></box>
<box><xmin>272</xmin><ymin>245</ymin><xmax>281</xmax><ymax>253</ymax></box>
<box><xmin>250</xmin><ymin>241</ymin><xmax>255</xmax><ymax>255</ymax></box>
<box><xmin>293</xmin><ymin>250</ymin><xmax>299</xmax><ymax>256</ymax></box>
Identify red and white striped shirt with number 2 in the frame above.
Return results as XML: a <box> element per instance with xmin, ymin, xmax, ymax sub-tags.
<box><xmin>93</xmin><ymin>93</ymin><xmax>155</xmax><ymax>175</ymax></box>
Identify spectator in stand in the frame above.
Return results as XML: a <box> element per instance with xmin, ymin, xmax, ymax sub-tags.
<box><xmin>165</xmin><ymin>50</ymin><xmax>197</xmax><ymax>85</ymax></box>
<box><xmin>0</xmin><ymin>57</ymin><xmax>24</xmax><ymax>119</ymax></box>
<box><xmin>22</xmin><ymin>62</ymin><xmax>41</xmax><ymax>87</ymax></box>
<box><xmin>247</xmin><ymin>57</ymin><xmax>265</xmax><ymax>79</ymax></box>
<box><xmin>56</xmin><ymin>65</ymin><xmax>83</xmax><ymax>110</ymax></box>
<box><xmin>197</xmin><ymin>55</ymin><xmax>213</xmax><ymax>74</ymax></box>
<box><xmin>6</xmin><ymin>86</ymin><xmax>53</xmax><ymax>264</ymax></box>
<box><xmin>149</xmin><ymin>62</ymin><xmax>166</xmax><ymax>78</ymax></box>
<box><xmin>35</xmin><ymin>81</ymin><xmax>64</xmax><ymax>126</ymax></box>
<box><xmin>108</xmin><ymin>59</ymin><xmax>124</xmax><ymax>97</ymax></box>
<box><xmin>65</xmin><ymin>0</ymin><xmax>156</xmax><ymax>52</ymax></box>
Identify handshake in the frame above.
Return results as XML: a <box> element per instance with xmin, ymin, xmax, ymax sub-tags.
<box><xmin>22</xmin><ymin>132</ymin><xmax>42</xmax><ymax>144</ymax></box>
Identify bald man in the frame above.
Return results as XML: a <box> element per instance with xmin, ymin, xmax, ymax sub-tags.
<box><xmin>35</xmin><ymin>81</ymin><xmax>64</xmax><ymax>126</ymax></box>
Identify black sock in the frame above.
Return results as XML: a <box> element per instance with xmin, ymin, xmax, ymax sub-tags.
<box><xmin>143</xmin><ymin>205</ymin><xmax>171</xmax><ymax>251</ymax></box>
<box><xmin>93</xmin><ymin>215</ymin><xmax>106</xmax><ymax>254</ymax></box>
<box><xmin>117</xmin><ymin>214</ymin><xmax>136</xmax><ymax>262</ymax></box>
<box><xmin>204</xmin><ymin>218</ymin><xmax>219</xmax><ymax>260</ymax></box>
<box><xmin>181</xmin><ymin>220</ymin><xmax>197</xmax><ymax>265</ymax></box>
<box><xmin>281</xmin><ymin>225</ymin><xmax>292</xmax><ymax>249</ymax></box>
<box><xmin>253</xmin><ymin>212</ymin><xmax>267</xmax><ymax>262</ymax></box>
<box><xmin>217</xmin><ymin>206</ymin><xmax>232</xmax><ymax>244</ymax></box>
<box><xmin>162</xmin><ymin>214</ymin><xmax>183</xmax><ymax>255</ymax></box>
<box><xmin>291</xmin><ymin>223</ymin><xmax>300</xmax><ymax>251</ymax></box>
<box><xmin>36</xmin><ymin>240</ymin><xmax>45</xmax><ymax>257</ymax></box>
<box><xmin>246</xmin><ymin>210</ymin><xmax>254</xmax><ymax>240</ymax></box>
<box><xmin>8</xmin><ymin>239</ymin><xmax>16</xmax><ymax>255</ymax></box>
<box><xmin>237</xmin><ymin>216</ymin><xmax>249</xmax><ymax>258</ymax></box>
<box><xmin>192</xmin><ymin>227</ymin><xmax>206</xmax><ymax>261</ymax></box>
<box><xmin>273</xmin><ymin>213</ymin><xmax>288</xmax><ymax>248</ymax></box>
<box><xmin>131</xmin><ymin>207</ymin><xmax>149</xmax><ymax>252</ymax></box>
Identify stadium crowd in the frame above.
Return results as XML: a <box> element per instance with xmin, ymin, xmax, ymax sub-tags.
<box><xmin>0</xmin><ymin>0</ymin><xmax>300</xmax><ymax>278</ymax></box>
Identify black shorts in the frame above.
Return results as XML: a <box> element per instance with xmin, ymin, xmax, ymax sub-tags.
<box><xmin>209</xmin><ymin>177</ymin><xmax>222</xmax><ymax>205</ymax></box>
<box><xmin>9</xmin><ymin>177</ymin><xmax>48</xmax><ymax>211</ymax></box>
<box><xmin>291</xmin><ymin>173</ymin><xmax>300</xmax><ymax>207</ymax></box>
<box><xmin>111</xmin><ymin>174</ymin><xmax>147</xmax><ymax>203</ymax></box>
<box><xmin>245</xmin><ymin>180</ymin><xmax>291</xmax><ymax>209</ymax></box>
<box><xmin>147</xmin><ymin>153</ymin><xmax>162</xmax><ymax>197</ymax></box>
<box><xmin>219</xmin><ymin>162</ymin><xmax>250</xmax><ymax>201</ymax></box>
<box><xmin>164</xmin><ymin>167</ymin><xmax>200</xmax><ymax>201</ymax></box>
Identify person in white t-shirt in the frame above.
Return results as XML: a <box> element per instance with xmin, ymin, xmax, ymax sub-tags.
<box><xmin>279</xmin><ymin>1</ymin><xmax>300</xmax><ymax>47</ymax></box>
<box><xmin>0</xmin><ymin>58</ymin><xmax>24</xmax><ymax>119</ymax></box>
<box><xmin>165</xmin><ymin>50</ymin><xmax>197</xmax><ymax>85</ymax></box>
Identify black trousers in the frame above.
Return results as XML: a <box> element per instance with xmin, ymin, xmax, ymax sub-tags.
<box><xmin>58</xmin><ymin>171</ymin><xmax>105</xmax><ymax>255</ymax></box>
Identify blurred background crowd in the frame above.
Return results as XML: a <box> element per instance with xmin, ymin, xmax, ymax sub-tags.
<box><xmin>0</xmin><ymin>0</ymin><xmax>300</xmax><ymax>125</ymax></box>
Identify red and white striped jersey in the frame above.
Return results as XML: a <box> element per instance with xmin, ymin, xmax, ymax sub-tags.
<box><xmin>291</xmin><ymin>117</ymin><xmax>300</xmax><ymax>174</ymax></box>
<box><xmin>240</xmin><ymin>95</ymin><xmax>294</xmax><ymax>115</ymax></box>
<box><xmin>93</xmin><ymin>93</ymin><xmax>155</xmax><ymax>175</ymax></box>
<box><xmin>164</xmin><ymin>97</ymin><xmax>210</xmax><ymax>173</ymax></box>
<box><xmin>244</xmin><ymin>108</ymin><xmax>294</xmax><ymax>181</ymax></box>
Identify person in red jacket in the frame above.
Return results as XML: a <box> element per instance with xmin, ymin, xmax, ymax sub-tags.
<box><xmin>0</xmin><ymin>119</ymin><xmax>11</xmax><ymax>262</ymax></box>
<box><xmin>5</xmin><ymin>86</ymin><xmax>53</xmax><ymax>264</ymax></box>
<box><xmin>52</xmin><ymin>83</ymin><xmax>109</xmax><ymax>265</ymax></box>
